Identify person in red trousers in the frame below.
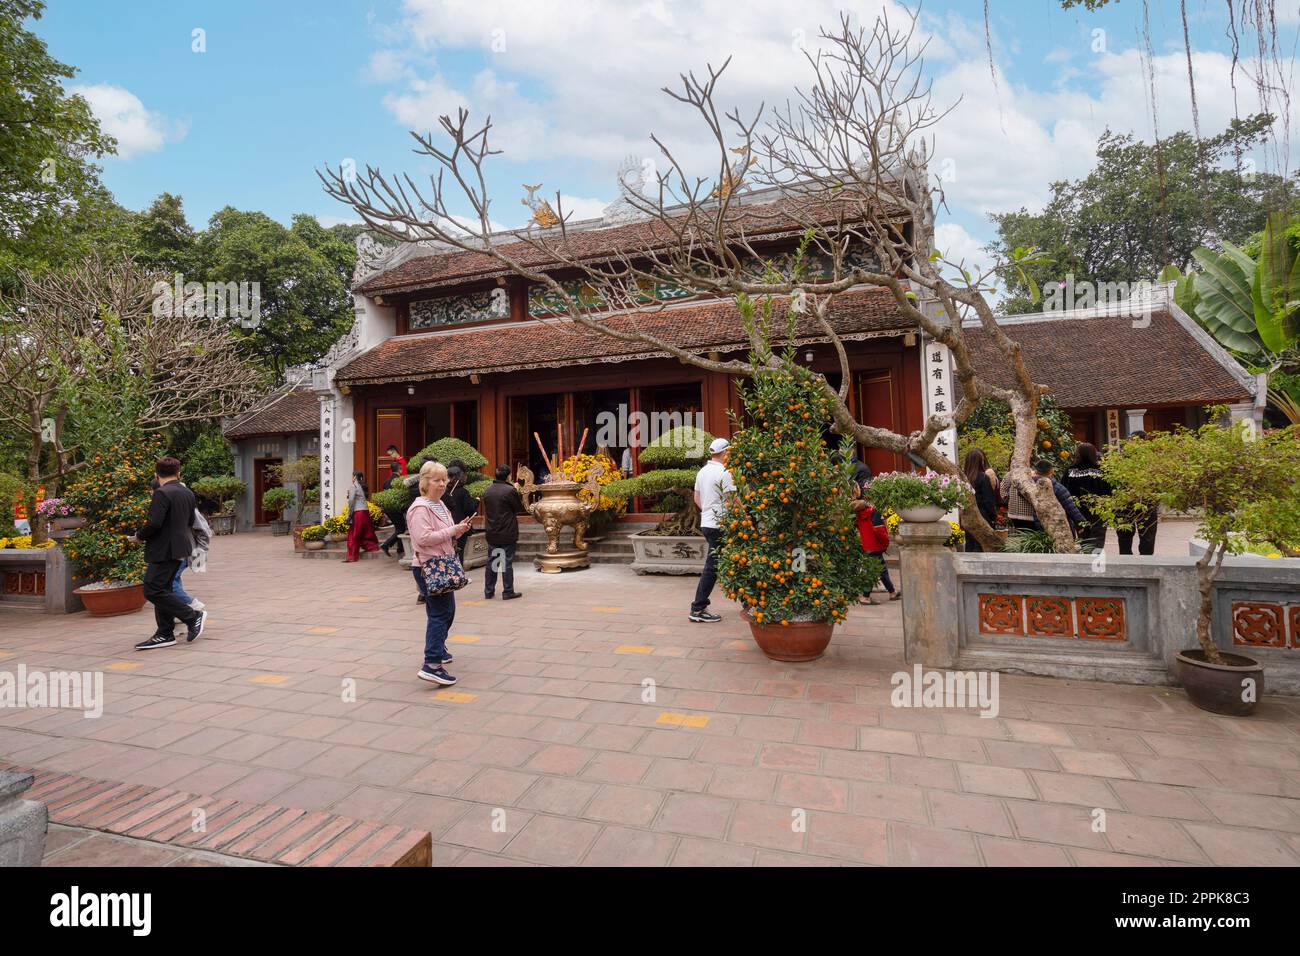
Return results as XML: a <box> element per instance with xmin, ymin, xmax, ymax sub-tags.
<box><xmin>345</xmin><ymin>470</ymin><xmax>380</xmax><ymax>562</ymax></box>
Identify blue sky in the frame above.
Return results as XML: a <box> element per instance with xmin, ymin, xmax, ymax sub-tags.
<box><xmin>36</xmin><ymin>1</ymin><xmax>1300</xmax><ymax>268</ymax></box>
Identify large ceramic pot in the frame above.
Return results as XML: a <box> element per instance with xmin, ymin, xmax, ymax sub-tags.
<box><xmin>746</xmin><ymin>614</ymin><xmax>835</xmax><ymax>662</ymax></box>
<box><xmin>73</xmin><ymin>583</ymin><xmax>146</xmax><ymax>617</ymax></box>
<box><xmin>210</xmin><ymin>513</ymin><xmax>236</xmax><ymax>535</ymax></box>
<box><xmin>304</xmin><ymin>540</ymin><xmax>326</xmax><ymax>551</ymax></box>
<box><xmin>1175</xmin><ymin>649</ymin><xmax>1264</xmax><ymax>717</ymax></box>
<box><xmin>897</xmin><ymin>505</ymin><xmax>946</xmax><ymax>523</ymax></box>
<box><xmin>269</xmin><ymin>519</ymin><xmax>292</xmax><ymax>536</ymax></box>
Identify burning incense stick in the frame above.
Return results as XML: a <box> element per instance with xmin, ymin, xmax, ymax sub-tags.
<box><xmin>533</xmin><ymin>431</ymin><xmax>553</xmax><ymax>472</ymax></box>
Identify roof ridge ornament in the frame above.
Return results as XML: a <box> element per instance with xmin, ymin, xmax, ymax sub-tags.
<box><xmin>352</xmin><ymin>232</ymin><xmax>392</xmax><ymax>287</ymax></box>
<box><xmin>522</xmin><ymin>183</ymin><xmax>562</xmax><ymax>229</ymax></box>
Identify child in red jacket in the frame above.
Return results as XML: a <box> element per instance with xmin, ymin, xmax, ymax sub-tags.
<box><xmin>854</xmin><ymin>500</ymin><xmax>899</xmax><ymax>604</ymax></box>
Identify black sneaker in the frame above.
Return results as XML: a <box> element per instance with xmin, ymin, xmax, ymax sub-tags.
<box><xmin>417</xmin><ymin>665</ymin><xmax>457</xmax><ymax>685</ymax></box>
<box><xmin>185</xmin><ymin>610</ymin><xmax>206</xmax><ymax>643</ymax></box>
<box><xmin>502</xmin><ymin>591</ymin><xmax>522</xmax><ymax>600</ymax></box>
<box><xmin>484</xmin><ymin>592</ymin><xmax>494</xmax><ymax>600</ymax></box>
<box><xmin>135</xmin><ymin>633</ymin><xmax>176</xmax><ymax>651</ymax></box>
<box><xmin>689</xmin><ymin>610</ymin><xmax>722</xmax><ymax>623</ymax></box>
<box><xmin>441</xmin><ymin>652</ymin><xmax>454</xmax><ymax>665</ymax></box>
<box><xmin>416</xmin><ymin>593</ymin><xmax>426</xmax><ymax>604</ymax></box>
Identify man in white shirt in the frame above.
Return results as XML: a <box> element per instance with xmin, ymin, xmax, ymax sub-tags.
<box><xmin>690</xmin><ymin>437</ymin><xmax>735</xmax><ymax>622</ymax></box>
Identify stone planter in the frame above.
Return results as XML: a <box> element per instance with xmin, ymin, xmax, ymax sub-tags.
<box><xmin>269</xmin><ymin>519</ymin><xmax>292</xmax><ymax>536</ymax></box>
<box><xmin>210</xmin><ymin>513</ymin><xmax>236</xmax><ymax>535</ymax></box>
<box><xmin>1175</xmin><ymin>649</ymin><xmax>1264</xmax><ymax>717</ymax></box>
<box><xmin>630</xmin><ymin>530</ymin><xmax>707</xmax><ymax>575</ymax></box>
<box><xmin>73</xmin><ymin>582</ymin><xmax>145</xmax><ymax>617</ymax></box>
<box><xmin>0</xmin><ymin>771</ymin><xmax>47</xmax><ymax>867</ymax></box>
<box><xmin>304</xmin><ymin>540</ymin><xmax>326</xmax><ymax>551</ymax></box>
<box><xmin>463</xmin><ymin>532</ymin><xmax>488</xmax><ymax>570</ymax></box>
<box><xmin>398</xmin><ymin>533</ymin><xmax>412</xmax><ymax>568</ymax></box>
<box><xmin>897</xmin><ymin>505</ymin><xmax>946</xmax><ymax>523</ymax></box>
<box><xmin>0</xmin><ymin>546</ymin><xmax>82</xmax><ymax>614</ymax></box>
<box><xmin>52</xmin><ymin>516</ymin><xmax>86</xmax><ymax>532</ymax></box>
<box><xmin>746</xmin><ymin>614</ymin><xmax>835</xmax><ymax>662</ymax></box>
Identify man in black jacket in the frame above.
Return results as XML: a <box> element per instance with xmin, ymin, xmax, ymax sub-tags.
<box><xmin>481</xmin><ymin>464</ymin><xmax>526</xmax><ymax>600</ymax></box>
<box><xmin>133</xmin><ymin>457</ymin><xmax>205</xmax><ymax>650</ymax></box>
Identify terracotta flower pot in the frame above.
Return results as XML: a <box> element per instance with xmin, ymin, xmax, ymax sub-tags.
<box><xmin>74</xmin><ymin>583</ymin><xmax>146</xmax><ymax>617</ymax></box>
<box><xmin>1175</xmin><ymin>649</ymin><xmax>1264</xmax><ymax>717</ymax></box>
<box><xmin>746</xmin><ymin>614</ymin><xmax>835</xmax><ymax>662</ymax></box>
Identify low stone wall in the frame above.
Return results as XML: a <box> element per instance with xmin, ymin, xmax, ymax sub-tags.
<box><xmin>0</xmin><ymin>547</ymin><xmax>82</xmax><ymax>614</ymax></box>
<box><xmin>898</xmin><ymin>520</ymin><xmax>1300</xmax><ymax>695</ymax></box>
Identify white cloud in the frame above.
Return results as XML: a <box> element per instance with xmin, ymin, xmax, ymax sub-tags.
<box><xmin>71</xmin><ymin>84</ymin><xmax>185</xmax><ymax>159</ymax></box>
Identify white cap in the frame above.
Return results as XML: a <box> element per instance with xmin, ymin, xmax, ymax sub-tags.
<box><xmin>709</xmin><ymin>438</ymin><xmax>730</xmax><ymax>454</ymax></box>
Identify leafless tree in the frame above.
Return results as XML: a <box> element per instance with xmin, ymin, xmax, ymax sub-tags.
<box><xmin>0</xmin><ymin>257</ymin><xmax>264</xmax><ymax>542</ymax></box>
<box><xmin>320</xmin><ymin>9</ymin><xmax>1077</xmax><ymax>551</ymax></box>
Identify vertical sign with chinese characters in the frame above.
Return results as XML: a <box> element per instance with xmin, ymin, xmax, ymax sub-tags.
<box><xmin>922</xmin><ymin>337</ymin><xmax>958</xmax><ymax>464</ymax></box>
<box><xmin>1106</xmin><ymin>409</ymin><xmax>1121</xmax><ymax>448</ymax></box>
<box><xmin>319</xmin><ymin>396</ymin><xmax>334</xmax><ymax>516</ymax></box>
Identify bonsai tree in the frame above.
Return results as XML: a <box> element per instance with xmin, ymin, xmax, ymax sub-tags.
<box><xmin>261</xmin><ymin>486</ymin><xmax>296</xmax><ymax>522</ymax></box>
<box><xmin>62</xmin><ymin>436</ymin><xmax>163</xmax><ymax>586</ymax></box>
<box><xmin>715</xmin><ymin>349</ymin><xmax>880</xmax><ymax>629</ymax></box>
<box><xmin>268</xmin><ymin>454</ymin><xmax>320</xmax><ymax>523</ymax></box>
<box><xmin>1093</xmin><ymin>411</ymin><xmax>1300</xmax><ymax>664</ymax></box>
<box><xmin>605</xmin><ymin>426</ymin><xmax>714</xmax><ymax>535</ymax></box>
<box><xmin>191</xmin><ymin>475</ymin><xmax>247</xmax><ymax>516</ymax></box>
<box><xmin>372</xmin><ymin>436</ymin><xmax>490</xmax><ymax>513</ymax></box>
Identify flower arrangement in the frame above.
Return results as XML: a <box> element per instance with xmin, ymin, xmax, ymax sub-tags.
<box><xmin>35</xmin><ymin>498</ymin><xmax>74</xmax><ymax>520</ymax></box>
<box><xmin>322</xmin><ymin>513</ymin><xmax>350</xmax><ymax>535</ymax></box>
<box><xmin>557</xmin><ymin>452</ymin><xmax>626</xmax><ymax>512</ymax></box>
<box><xmin>1</xmin><ymin>535</ymin><xmax>55</xmax><ymax>549</ymax></box>
<box><xmin>62</xmin><ymin>436</ymin><xmax>163</xmax><ymax>585</ymax></box>
<box><xmin>716</xmin><ymin>365</ymin><xmax>880</xmax><ymax>627</ymax></box>
<box><xmin>863</xmin><ymin>470</ymin><xmax>973</xmax><ymax>512</ymax></box>
<box><xmin>946</xmin><ymin>521</ymin><xmax>965</xmax><ymax>548</ymax></box>
<box><xmin>299</xmin><ymin>524</ymin><xmax>326</xmax><ymax>542</ymax></box>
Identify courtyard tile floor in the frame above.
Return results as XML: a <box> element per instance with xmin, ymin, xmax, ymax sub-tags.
<box><xmin>2</xmin><ymin>527</ymin><xmax>1298</xmax><ymax>867</ymax></box>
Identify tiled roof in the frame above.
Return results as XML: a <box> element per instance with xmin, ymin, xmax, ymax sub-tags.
<box><xmin>335</xmin><ymin>287</ymin><xmax>910</xmax><ymax>385</ymax></box>
<box><xmin>355</xmin><ymin>194</ymin><xmax>904</xmax><ymax>296</ymax></box>
<box><xmin>965</xmin><ymin>307</ymin><xmax>1252</xmax><ymax>408</ymax></box>
<box><xmin>223</xmin><ymin>387</ymin><xmax>319</xmax><ymax>439</ymax></box>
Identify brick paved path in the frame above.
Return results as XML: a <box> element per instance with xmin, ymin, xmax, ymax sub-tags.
<box><xmin>2</xmin><ymin>530</ymin><xmax>1297</xmax><ymax>866</ymax></box>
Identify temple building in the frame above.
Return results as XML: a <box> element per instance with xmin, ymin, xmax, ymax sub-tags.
<box><xmin>306</xmin><ymin>186</ymin><xmax>1262</xmax><ymax>521</ymax></box>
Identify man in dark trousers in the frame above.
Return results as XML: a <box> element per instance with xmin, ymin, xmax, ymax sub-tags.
<box><xmin>482</xmin><ymin>464</ymin><xmax>526</xmax><ymax>600</ymax></box>
<box><xmin>133</xmin><ymin>456</ymin><xmax>205</xmax><ymax>650</ymax></box>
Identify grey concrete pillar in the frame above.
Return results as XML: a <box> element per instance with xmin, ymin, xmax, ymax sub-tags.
<box><xmin>1124</xmin><ymin>408</ymin><xmax>1147</xmax><ymax>435</ymax></box>
<box><xmin>897</xmin><ymin>520</ymin><xmax>960</xmax><ymax>668</ymax></box>
<box><xmin>0</xmin><ymin>771</ymin><xmax>47</xmax><ymax>867</ymax></box>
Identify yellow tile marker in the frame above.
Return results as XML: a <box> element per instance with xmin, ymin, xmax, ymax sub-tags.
<box><xmin>306</xmin><ymin>626</ymin><xmax>339</xmax><ymax>635</ymax></box>
<box><xmin>0</xmin><ymin>651</ymin><xmax>14</xmax><ymax>661</ymax></box>
<box><xmin>449</xmin><ymin>635</ymin><xmax>481</xmax><ymax>643</ymax></box>
<box><xmin>656</xmin><ymin>712</ymin><xmax>710</xmax><ymax>729</ymax></box>
<box><xmin>106</xmin><ymin>662</ymin><xmax>142</xmax><ymax>671</ymax></box>
<box><xmin>615</xmin><ymin>645</ymin><xmax>653</xmax><ymax>654</ymax></box>
<box><xmin>345</xmin><ymin>596</ymin><xmax>371</xmax><ymax>603</ymax></box>
<box><xmin>435</xmin><ymin>691</ymin><xmax>477</xmax><ymax>703</ymax></box>
<box><xmin>249</xmin><ymin>674</ymin><xmax>290</xmax><ymax>685</ymax></box>
<box><xmin>592</xmin><ymin>607</ymin><xmax>621</xmax><ymax>613</ymax></box>
<box><xmin>462</xmin><ymin>600</ymin><xmax>485</xmax><ymax>606</ymax></box>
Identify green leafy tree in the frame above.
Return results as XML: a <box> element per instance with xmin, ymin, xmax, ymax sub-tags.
<box><xmin>990</xmin><ymin>115</ymin><xmax>1295</xmax><ymax>314</ymax></box>
<box><xmin>716</xmin><ymin>352</ymin><xmax>880</xmax><ymax>628</ymax></box>
<box><xmin>958</xmin><ymin>395</ymin><xmax>1077</xmax><ymax>469</ymax></box>
<box><xmin>175</xmin><ymin>425</ymin><xmax>234</xmax><ymax>482</ymax></box>
<box><xmin>605</xmin><ymin>426</ymin><xmax>714</xmax><ymax>535</ymax></box>
<box><xmin>0</xmin><ymin>0</ymin><xmax>127</xmax><ymax>289</ymax></box>
<box><xmin>196</xmin><ymin>208</ymin><xmax>354</xmax><ymax>374</ymax></box>
<box><xmin>131</xmin><ymin>192</ymin><xmax>199</xmax><ymax>275</ymax></box>
<box><xmin>1092</xmin><ymin>413</ymin><xmax>1300</xmax><ymax>663</ymax></box>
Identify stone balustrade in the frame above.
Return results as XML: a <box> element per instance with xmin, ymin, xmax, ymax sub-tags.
<box><xmin>897</xmin><ymin>520</ymin><xmax>1300</xmax><ymax>694</ymax></box>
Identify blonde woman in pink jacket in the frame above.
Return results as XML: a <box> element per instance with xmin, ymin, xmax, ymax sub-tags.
<box><xmin>407</xmin><ymin>461</ymin><xmax>473</xmax><ymax>685</ymax></box>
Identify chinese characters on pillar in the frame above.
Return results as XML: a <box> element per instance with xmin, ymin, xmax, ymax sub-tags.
<box><xmin>923</xmin><ymin>339</ymin><xmax>957</xmax><ymax>464</ymax></box>
<box><xmin>1106</xmin><ymin>409</ymin><xmax>1121</xmax><ymax>447</ymax></box>
<box><xmin>320</xmin><ymin>398</ymin><xmax>334</xmax><ymax>515</ymax></box>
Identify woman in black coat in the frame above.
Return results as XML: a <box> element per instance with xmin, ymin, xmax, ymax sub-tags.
<box><xmin>962</xmin><ymin>448</ymin><xmax>1000</xmax><ymax>553</ymax></box>
<box><xmin>1063</xmin><ymin>443</ymin><xmax>1111</xmax><ymax>553</ymax></box>
<box><xmin>442</xmin><ymin>461</ymin><xmax>480</xmax><ymax>562</ymax></box>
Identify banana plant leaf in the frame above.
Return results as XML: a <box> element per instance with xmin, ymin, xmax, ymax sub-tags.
<box><xmin>1255</xmin><ymin>215</ymin><xmax>1300</xmax><ymax>352</ymax></box>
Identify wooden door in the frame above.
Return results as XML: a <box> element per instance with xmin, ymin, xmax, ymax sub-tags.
<box><xmin>856</xmin><ymin>370</ymin><xmax>899</xmax><ymax>476</ymax></box>
<box><xmin>509</xmin><ymin>397</ymin><xmax>529</xmax><ymax>476</ymax></box>
<box><xmin>253</xmin><ymin>458</ymin><xmax>282</xmax><ymax>525</ymax></box>
<box><xmin>375</xmin><ymin>408</ymin><xmax>406</xmax><ymax>477</ymax></box>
